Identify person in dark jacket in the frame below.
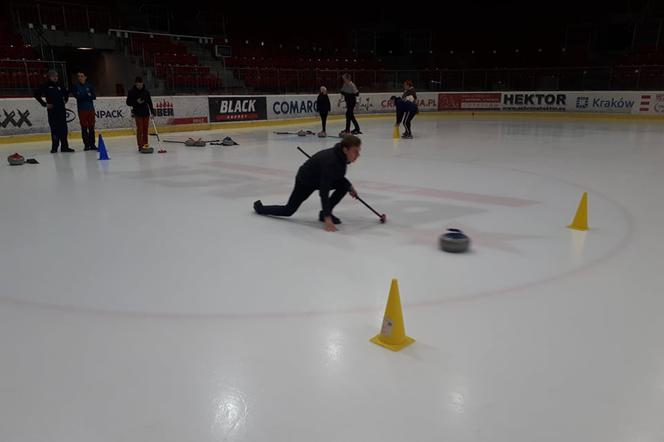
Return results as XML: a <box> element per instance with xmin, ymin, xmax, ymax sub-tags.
<box><xmin>390</xmin><ymin>95</ymin><xmax>418</xmax><ymax>139</ymax></box>
<box><xmin>71</xmin><ymin>70</ymin><xmax>97</xmax><ymax>151</ymax></box>
<box><xmin>126</xmin><ymin>77</ymin><xmax>156</xmax><ymax>151</ymax></box>
<box><xmin>316</xmin><ymin>86</ymin><xmax>331</xmax><ymax>136</ymax></box>
<box><xmin>253</xmin><ymin>135</ymin><xmax>361</xmax><ymax>232</ymax></box>
<box><xmin>34</xmin><ymin>69</ymin><xmax>73</xmax><ymax>153</ymax></box>
<box><xmin>402</xmin><ymin>80</ymin><xmax>417</xmax><ymax>102</ymax></box>
<box><xmin>340</xmin><ymin>73</ymin><xmax>361</xmax><ymax>135</ymax></box>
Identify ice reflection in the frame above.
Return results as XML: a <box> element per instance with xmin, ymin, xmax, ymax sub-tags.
<box><xmin>212</xmin><ymin>386</ymin><xmax>248</xmax><ymax>439</ymax></box>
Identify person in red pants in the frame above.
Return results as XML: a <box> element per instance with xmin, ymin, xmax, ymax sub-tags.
<box><xmin>125</xmin><ymin>77</ymin><xmax>155</xmax><ymax>151</ymax></box>
<box><xmin>71</xmin><ymin>70</ymin><xmax>97</xmax><ymax>151</ymax></box>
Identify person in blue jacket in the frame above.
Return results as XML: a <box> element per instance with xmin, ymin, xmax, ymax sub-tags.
<box><xmin>71</xmin><ymin>70</ymin><xmax>97</xmax><ymax>151</ymax></box>
<box><xmin>34</xmin><ymin>69</ymin><xmax>73</xmax><ymax>153</ymax></box>
<box><xmin>390</xmin><ymin>95</ymin><xmax>418</xmax><ymax>139</ymax></box>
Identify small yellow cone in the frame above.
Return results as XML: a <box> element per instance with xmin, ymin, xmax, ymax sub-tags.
<box><xmin>568</xmin><ymin>192</ymin><xmax>589</xmax><ymax>231</ymax></box>
<box><xmin>370</xmin><ymin>279</ymin><xmax>415</xmax><ymax>351</ymax></box>
<box><xmin>392</xmin><ymin>125</ymin><xmax>400</xmax><ymax>139</ymax></box>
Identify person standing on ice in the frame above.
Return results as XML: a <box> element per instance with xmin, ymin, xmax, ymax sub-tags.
<box><xmin>126</xmin><ymin>77</ymin><xmax>156</xmax><ymax>152</ymax></box>
<box><xmin>340</xmin><ymin>73</ymin><xmax>361</xmax><ymax>135</ymax></box>
<box><xmin>253</xmin><ymin>135</ymin><xmax>361</xmax><ymax>232</ymax></box>
<box><xmin>71</xmin><ymin>70</ymin><xmax>97</xmax><ymax>151</ymax></box>
<box><xmin>316</xmin><ymin>86</ymin><xmax>331</xmax><ymax>137</ymax></box>
<box><xmin>34</xmin><ymin>69</ymin><xmax>74</xmax><ymax>153</ymax></box>
<box><xmin>402</xmin><ymin>79</ymin><xmax>417</xmax><ymax>102</ymax></box>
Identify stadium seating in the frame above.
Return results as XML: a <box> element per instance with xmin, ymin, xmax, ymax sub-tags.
<box><xmin>127</xmin><ymin>34</ymin><xmax>222</xmax><ymax>93</ymax></box>
<box><xmin>6</xmin><ymin>6</ymin><xmax>664</xmax><ymax>95</ymax></box>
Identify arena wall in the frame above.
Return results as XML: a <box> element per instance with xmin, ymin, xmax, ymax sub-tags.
<box><xmin>1</xmin><ymin>91</ymin><xmax>663</xmax><ymax>140</ymax></box>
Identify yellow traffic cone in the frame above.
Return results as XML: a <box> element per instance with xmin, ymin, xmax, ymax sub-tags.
<box><xmin>392</xmin><ymin>125</ymin><xmax>400</xmax><ymax>139</ymax></box>
<box><xmin>567</xmin><ymin>192</ymin><xmax>589</xmax><ymax>231</ymax></box>
<box><xmin>370</xmin><ymin>279</ymin><xmax>415</xmax><ymax>351</ymax></box>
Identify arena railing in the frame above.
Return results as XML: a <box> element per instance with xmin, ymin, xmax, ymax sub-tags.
<box><xmin>228</xmin><ymin>65</ymin><xmax>664</xmax><ymax>94</ymax></box>
<box><xmin>0</xmin><ymin>59</ymin><xmax>67</xmax><ymax>97</ymax></box>
<box><xmin>10</xmin><ymin>1</ymin><xmax>114</xmax><ymax>33</ymax></box>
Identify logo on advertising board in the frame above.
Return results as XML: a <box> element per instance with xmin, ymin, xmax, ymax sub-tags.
<box><xmin>654</xmin><ymin>95</ymin><xmax>664</xmax><ymax>113</ymax></box>
<box><xmin>640</xmin><ymin>95</ymin><xmax>652</xmax><ymax>112</ymax></box>
<box><xmin>381</xmin><ymin>97</ymin><xmax>437</xmax><ymax>110</ymax></box>
<box><xmin>381</xmin><ymin>98</ymin><xmax>395</xmax><ymax>110</ymax></box>
<box><xmin>209</xmin><ymin>97</ymin><xmax>267</xmax><ymax>122</ymax></box>
<box><xmin>65</xmin><ymin>108</ymin><xmax>77</xmax><ymax>123</ymax></box>
<box><xmin>574</xmin><ymin>95</ymin><xmax>634</xmax><ymax>113</ymax></box>
<box><xmin>576</xmin><ymin>97</ymin><xmax>589</xmax><ymax>109</ymax></box>
<box><xmin>417</xmin><ymin>98</ymin><xmax>437</xmax><ymax>110</ymax></box>
<box><xmin>1</xmin><ymin>109</ymin><xmax>32</xmax><ymax>128</ymax></box>
<box><xmin>438</xmin><ymin>94</ymin><xmax>460</xmax><ymax>110</ymax></box>
<box><xmin>168</xmin><ymin>117</ymin><xmax>208</xmax><ymax>125</ymax></box>
<box><xmin>438</xmin><ymin>93</ymin><xmax>501</xmax><ymax>111</ymax></box>
<box><xmin>357</xmin><ymin>97</ymin><xmax>373</xmax><ymax>113</ymax></box>
<box><xmin>96</xmin><ymin>108</ymin><xmax>125</xmax><ymax>119</ymax></box>
<box><xmin>272</xmin><ymin>99</ymin><xmax>318</xmax><ymax>116</ymax></box>
<box><xmin>502</xmin><ymin>93</ymin><xmax>567</xmax><ymax>111</ymax></box>
<box><xmin>336</xmin><ymin>96</ymin><xmax>374</xmax><ymax>113</ymax></box>
<box><xmin>154</xmin><ymin>99</ymin><xmax>174</xmax><ymax>117</ymax></box>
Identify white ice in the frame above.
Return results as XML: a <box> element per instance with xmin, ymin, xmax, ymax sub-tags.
<box><xmin>1</xmin><ymin>115</ymin><xmax>663</xmax><ymax>442</ymax></box>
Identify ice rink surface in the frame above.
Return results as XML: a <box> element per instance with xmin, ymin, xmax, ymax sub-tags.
<box><xmin>1</xmin><ymin>114</ymin><xmax>663</xmax><ymax>441</ymax></box>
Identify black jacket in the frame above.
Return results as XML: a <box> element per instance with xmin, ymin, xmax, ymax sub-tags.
<box><xmin>394</xmin><ymin>97</ymin><xmax>418</xmax><ymax>124</ymax></box>
<box><xmin>296</xmin><ymin>145</ymin><xmax>352</xmax><ymax>217</ymax></box>
<box><xmin>317</xmin><ymin>93</ymin><xmax>331</xmax><ymax>114</ymax></box>
<box><xmin>34</xmin><ymin>80</ymin><xmax>68</xmax><ymax>112</ymax></box>
<box><xmin>402</xmin><ymin>87</ymin><xmax>417</xmax><ymax>101</ymax></box>
<box><xmin>126</xmin><ymin>86</ymin><xmax>155</xmax><ymax>117</ymax></box>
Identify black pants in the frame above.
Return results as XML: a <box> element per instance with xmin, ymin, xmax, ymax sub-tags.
<box><xmin>81</xmin><ymin>126</ymin><xmax>96</xmax><ymax>148</ymax></box>
<box><xmin>402</xmin><ymin>111</ymin><xmax>416</xmax><ymax>135</ymax></box>
<box><xmin>344</xmin><ymin>103</ymin><xmax>360</xmax><ymax>132</ymax></box>
<box><xmin>320</xmin><ymin>112</ymin><xmax>328</xmax><ymax>132</ymax></box>
<box><xmin>261</xmin><ymin>179</ymin><xmax>348</xmax><ymax>217</ymax></box>
<box><xmin>48</xmin><ymin>111</ymin><xmax>69</xmax><ymax>151</ymax></box>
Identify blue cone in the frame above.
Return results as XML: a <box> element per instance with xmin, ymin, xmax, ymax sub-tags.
<box><xmin>98</xmin><ymin>134</ymin><xmax>110</xmax><ymax>160</ymax></box>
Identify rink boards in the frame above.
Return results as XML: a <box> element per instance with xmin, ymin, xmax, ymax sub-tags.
<box><xmin>1</xmin><ymin>90</ymin><xmax>663</xmax><ymax>137</ymax></box>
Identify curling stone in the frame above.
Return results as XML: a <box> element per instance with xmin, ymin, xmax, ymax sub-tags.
<box><xmin>439</xmin><ymin>228</ymin><xmax>470</xmax><ymax>253</ymax></box>
<box><xmin>7</xmin><ymin>153</ymin><xmax>25</xmax><ymax>166</ymax></box>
